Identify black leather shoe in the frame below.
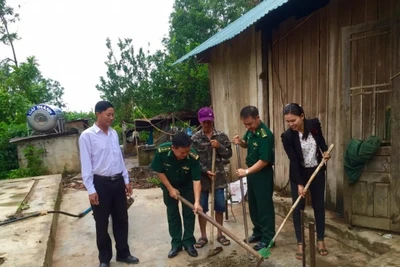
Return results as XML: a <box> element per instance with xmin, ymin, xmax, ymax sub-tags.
<box><xmin>116</xmin><ymin>255</ymin><xmax>139</xmax><ymax>264</ymax></box>
<box><xmin>184</xmin><ymin>245</ymin><xmax>198</xmax><ymax>257</ymax></box>
<box><xmin>99</xmin><ymin>263</ymin><xmax>110</xmax><ymax>267</ymax></box>
<box><xmin>168</xmin><ymin>247</ymin><xmax>182</xmax><ymax>258</ymax></box>
<box><xmin>246</xmin><ymin>235</ymin><xmax>262</xmax><ymax>243</ymax></box>
<box><xmin>253</xmin><ymin>242</ymin><xmax>268</xmax><ymax>251</ymax></box>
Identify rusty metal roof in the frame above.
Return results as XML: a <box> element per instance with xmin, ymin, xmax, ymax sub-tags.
<box><xmin>173</xmin><ymin>0</ymin><xmax>289</xmax><ymax>65</ymax></box>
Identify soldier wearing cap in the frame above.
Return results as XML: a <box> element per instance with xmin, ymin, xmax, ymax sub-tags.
<box><xmin>191</xmin><ymin>107</ymin><xmax>232</xmax><ymax>248</ymax></box>
<box><xmin>233</xmin><ymin>106</ymin><xmax>275</xmax><ymax>251</ymax></box>
<box><xmin>150</xmin><ymin>132</ymin><xmax>202</xmax><ymax>259</ymax></box>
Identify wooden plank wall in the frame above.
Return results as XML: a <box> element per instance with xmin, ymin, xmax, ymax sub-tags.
<box><xmin>269</xmin><ymin>0</ymin><xmax>397</xmax><ymax>211</ymax></box>
<box><xmin>209</xmin><ymin>26</ymin><xmax>263</xmax><ymax>177</ymax></box>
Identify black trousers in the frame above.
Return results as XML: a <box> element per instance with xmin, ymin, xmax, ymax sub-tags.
<box><xmin>92</xmin><ymin>175</ymin><xmax>130</xmax><ymax>263</ymax></box>
<box><xmin>290</xmin><ymin>167</ymin><xmax>326</xmax><ymax>243</ymax></box>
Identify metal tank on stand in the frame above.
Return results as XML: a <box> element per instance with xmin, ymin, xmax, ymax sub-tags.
<box><xmin>26</xmin><ymin>103</ymin><xmax>65</xmax><ymax>135</ymax></box>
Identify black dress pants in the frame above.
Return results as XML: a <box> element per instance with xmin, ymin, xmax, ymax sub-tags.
<box><xmin>92</xmin><ymin>175</ymin><xmax>130</xmax><ymax>263</ymax></box>
<box><xmin>290</xmin><ymin>167</ymin><xmax>326</xmax><ymax>242</ymax></box>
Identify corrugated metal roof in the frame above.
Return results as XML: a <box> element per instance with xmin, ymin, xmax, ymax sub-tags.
<box><xmin>173</xmin><ymin>0</ymin><xmax>289</xmax><ymax>65</ymax></box>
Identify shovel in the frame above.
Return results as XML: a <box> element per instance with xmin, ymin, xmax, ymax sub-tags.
<box><xmin>258</xmin><ymin>143</ymin><xmax>335</xmax><ymax>259</ymax></box>
<box><xmin>178</xmin><ymin>195</ymin><xmax>264</xmax><ymax>266</ymax></box>
<box><xmin>208</xmin><ymin>147</ymin><xmax>223</xmax><ymax>257</ymax></box>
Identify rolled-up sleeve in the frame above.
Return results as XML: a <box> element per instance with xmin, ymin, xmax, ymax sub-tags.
<box><xmin>151</xmin><ymin>150</ymin><xmax>164</xmax><ymax>173</ymax></box>
<box><xmin>191</xmin><ymin>160</ymin><xmax>201</xmax><ymax>181</ymax></box>
<box><xmin>78</xmin><ymin>133</ymin><xmax>96</xmax><ymax>195</ymax></box>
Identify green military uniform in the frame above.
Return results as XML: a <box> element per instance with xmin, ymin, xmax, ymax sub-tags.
<box><xmin>150</xmin><ymin>142</ymin><xmax>201</xmax><ymax>248</ymax></box>
<box><xmin>243</xmin><ymin>122</ymin><xmax>275</xmax><ymax>244</ymax></box>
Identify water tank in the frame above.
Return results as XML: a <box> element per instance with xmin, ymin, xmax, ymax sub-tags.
<box><xmin>26</xmin><ymin>104</ymin><xmax>64</xmax><ymax>133</ymax></box>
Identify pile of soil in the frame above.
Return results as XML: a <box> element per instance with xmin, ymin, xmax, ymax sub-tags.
<box><xmin>129</xmin><ymin>167</ymin><xmax>159</xmax><ymax>189</ymax></box>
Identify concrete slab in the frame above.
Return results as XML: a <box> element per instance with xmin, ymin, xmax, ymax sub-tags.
<box><xmin>366</xmin><ymin>240</ymin><xmax>400</xmax><ymax>267</ymax></box>
<box><xmin>53</xmin><ymin>188</ymin><xmax>371</xmax><ymax>267</ymax></box>
<box><xmin>0</xmin><ymin>179</ymin><xmax>35</xmax><ymax>220</ymax></box>
<box><xmin>0</xmin><ymin>175</ymin><xmax>62</xmax><ymax>267</ymax></box>
<box><xmin>274</xmin><ymin>194</ymin><xmax>400</xmax><ymax>258</ymax></box>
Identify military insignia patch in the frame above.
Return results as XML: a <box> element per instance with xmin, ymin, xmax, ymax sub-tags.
<box><xmin>189</xmin><ymin>151</ymin><xmax>199</xmax><ymax>160</ymax></box>
<box><xmin>158</xmin><ymin>146</ymin><xmax>171</xmax><ymax>153</ymax></box>
<box><xmin>182</xmin><ymin>166</ymin><xmax>190</xmax><ymax>170</ymax></box>
<box><xmin>260</xmin><ymin>128</ymin><xmax>268</xmax><ymax>138</ymax></box>
<box><xmin>253</xmin><ymin>142</ymin><xmax>258</xmax><ymax>147</ymax></box>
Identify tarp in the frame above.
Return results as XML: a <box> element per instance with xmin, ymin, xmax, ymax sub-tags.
<box><xmin>344</xmin><ymin>136</ymin><xmax>382</xmax><ymax>184</ymax></box>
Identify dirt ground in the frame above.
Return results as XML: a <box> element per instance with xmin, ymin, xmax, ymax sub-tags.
<box><xmin>62</xmin><ymin>165</ymin><xmax>158</xmax><ymax>190</ymax></box>
<box><xmin>129</xmin><ymin>167</ymin><xmax>158</xmax><ymax>189</ymax></box>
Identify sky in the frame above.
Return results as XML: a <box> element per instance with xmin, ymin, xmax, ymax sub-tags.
<box><xmin>1</xmin><ymin>0</ymin><xmax>175</xmax><ymax>112</ymax></box>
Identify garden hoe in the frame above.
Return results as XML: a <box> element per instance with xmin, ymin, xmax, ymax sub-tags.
<box><xmin>208</xmin><ymin>147</ymin><xmax>223</xmax><ymax>257</ymax></box>
<box><xmin>258</xmin><ymin>144</ymin><xmax>335</xmax><ymax>259</ymax></box>
<box><xmin>178</xmin><ymin>195</ymin><xmax>264</xmax><ymax>266</ymax></box>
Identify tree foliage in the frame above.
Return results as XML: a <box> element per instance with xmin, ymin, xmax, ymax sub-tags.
<box><xmin>0</xmin><ymin>0</ymin><xmax>19</xmax><ymax>66</ymax></box>
<box><xmin>97</xmin><ymin>0</ymin><xmax>256</xmax><ymax>121</ymax></box>
<box><xmin>0</xmin><ymin>0</ymin><xmax>66</xmax><ymax>178</ymax></box>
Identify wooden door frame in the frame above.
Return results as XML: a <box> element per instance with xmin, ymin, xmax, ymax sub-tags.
<box><xmin>390</xmin><ymin>18</ymin><xmax>400</xmax><ymax>231</ymax></box>
<box><xmin>341</xmin><ymin>19</ymin><xmax>394</xmax><ymax>226</ymax></box>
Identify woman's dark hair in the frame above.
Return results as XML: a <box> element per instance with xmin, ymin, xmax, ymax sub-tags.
<box><xmin>283</xmin><ymin>103</ymin><xmax>309</xmax><ymax>140</ymax></box>
<box><xmin>95</xmin><ymin>101</ymin><xmax>114</xmax><ymax>113</ymax></box>
<box><xmin>172</xmin><ymin>131</ymin><xmax>192</xmax><ymax>148</ymax></box>
<box><xmin>283</xmin><ymin>103</ymin><xmax>304</xmax><ymax>117</ymax></box>
<box><xmin>240</xmin><ymin>106</ymin><xmax>259</xmax><ymax>119</ymax></box>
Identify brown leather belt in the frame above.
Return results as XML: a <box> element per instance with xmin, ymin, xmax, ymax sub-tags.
<box><xmin>94</xmin><ymin>172</ymin><xmax>122</xmax><ymax>181</ymax></box>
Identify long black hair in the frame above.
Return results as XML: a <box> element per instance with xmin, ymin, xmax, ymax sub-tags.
<box><xmin>283</xmin><ymin>103</ymin><xmax>309</xmax><ymax>140</ymax></box>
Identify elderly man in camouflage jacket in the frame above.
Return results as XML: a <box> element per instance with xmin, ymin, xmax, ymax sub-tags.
<box><xmin>191</xmin><ymin>107</ymin><xmax>233</xmax><ymax>248</ymax></box>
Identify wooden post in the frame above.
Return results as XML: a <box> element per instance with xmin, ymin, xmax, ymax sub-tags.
<box><xmin>309</xmin><ymin>222</ymin><xmax>316</xmax><ymax>267</ymax></box>
<box><xmin>301</xmin><ymin>210</ymin><xmax>306</xmax><ymax>267</ymax></box>
<box><xmin>122</xmin><ymin>121</ymin><xmax>127</xmax><ymax>157</ymax></box>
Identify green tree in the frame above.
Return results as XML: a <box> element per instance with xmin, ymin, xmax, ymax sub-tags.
<box><xmin>0</xmin><ymin>57</ymin><xmax>65</xmax><ymax>124</ymax></box>
<box><xmin>96</xmin><ymin>38</ymin><xmax>154</xmax><ymax>121</ymax></box>
<box><xmin>97</xmin><ymin>0</ymin><xmax>255</xmax><ymax>121</ymax></box>
<box><xmin>0</xmin><ymin>0</ymin><xmax>66</xmax><ymax>178</ymax></box>
<box><xmin>0</xmin><ymin>0</ymin><xmax>19</xmax><ymax>66</ymax></box>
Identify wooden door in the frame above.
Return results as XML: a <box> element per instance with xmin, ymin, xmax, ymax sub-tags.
<box><xmin>342</xmin><ymin>19</ymin><xmax>400</xmax><ymax>232</ymax></box>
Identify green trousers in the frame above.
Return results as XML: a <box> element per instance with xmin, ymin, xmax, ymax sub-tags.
<box><xmin>162</xmin><ymin>187</ymin><xmax>195</xmax><ymax>248</ymax></box>
<box><xmin>247</xmin><ymin>167</ymin><xmax>275</xmax><ymax>243</ymax></box>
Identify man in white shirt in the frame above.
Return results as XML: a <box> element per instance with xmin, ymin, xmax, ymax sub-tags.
<box><xmin>79</xmin><ymin>101</ymin><xmax>139</xmax><ymax>267</ymax></box>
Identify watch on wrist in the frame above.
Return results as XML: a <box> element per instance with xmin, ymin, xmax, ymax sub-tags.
<box><xmin>245</xmin><ymin>169</ymin><xmax>249</xmax><ymax>175</ymax></box>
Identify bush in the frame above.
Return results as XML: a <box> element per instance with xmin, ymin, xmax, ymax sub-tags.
<box><xmin>146</xmin><ymin>176</ymin><xmax>161</xmax><ymax>187</ymax></box>
<box><xmin>0</xmin><ymin>123</ymin><xmax>27</xmax><ymax>179</ymax></box>
<box><xmin>7</xmin><ymin>145</ymin><xmax>48</xmax><ymax>179</ymax></box>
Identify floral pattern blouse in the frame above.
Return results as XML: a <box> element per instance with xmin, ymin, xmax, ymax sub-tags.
<box><xmin>298</xmin><ymin>132</ymin><xmax>318</xmax><ymax>168</ymax></box>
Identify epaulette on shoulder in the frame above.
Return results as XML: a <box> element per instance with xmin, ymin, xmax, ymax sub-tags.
<box><xmin>189</xmin><ymin>151</ymin><xmax>199</xmax><ymax>160</ymax></box>
<box><xmin>158</xmin><ymin>146</ymin><xmax>171</xmax><ymax>153</ymax></box>
<box><xmin>260</xmin><ymin>128</ymin><xmax>268</xmax><ymax>138</ymax></box>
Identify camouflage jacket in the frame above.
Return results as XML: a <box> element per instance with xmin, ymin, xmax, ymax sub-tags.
<box><xmin>191</xmin><ymin>128</ymin><xmax>232</xmax><ymax>191</ymax></box>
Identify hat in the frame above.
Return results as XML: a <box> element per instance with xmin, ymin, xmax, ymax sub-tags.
<box><xmin>198</xmin><ymin>107</ymin><xmax>214</xmax><ymax>123</ymax></box>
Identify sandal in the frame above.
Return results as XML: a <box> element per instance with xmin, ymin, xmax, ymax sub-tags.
<box><xmin>295</xmin><ymin>243</ymin><xmax>305</xmax><ymax>260</ymax></box>
<box><xmin>217</xmin><ymin>235</ymin><xmax>230</xmax><ymax>246</ymax></box>
<box><xmin>317</xmin><ymin>240</ymin><xmax>328</xmax><ymax>256</ymax></box>
<box><xmin>194</xmin><ymin>237</ymin><xmax>208</xmax><ymax>248</ymax></box>
<box><xmin>318</xmin><ymin>248</ymin><xmax>328</xmax><ymax>256</ymax></box>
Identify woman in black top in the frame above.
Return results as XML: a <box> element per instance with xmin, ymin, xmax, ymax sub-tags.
<box><xmin>281</xmin><ymin>103</ymin><xmax>330</xmax><ymax>260</ymax></box>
